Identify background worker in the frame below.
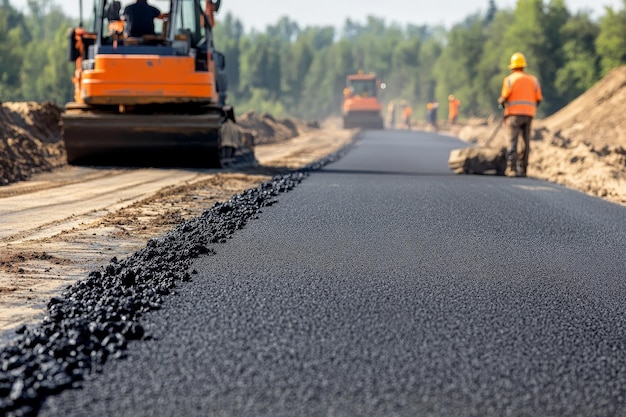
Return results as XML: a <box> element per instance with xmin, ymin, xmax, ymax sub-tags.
<box><xmin>498</xmin><ymin>52</ymin><xmax>543</xmax><ymax>177</ymax></box>
<box><xmin>448</xmin><ymin>95</ymin><xmax>461</xmax><ymax>125</ymax></box>
<box><xmin>426</xmin><ymin>100</ymin><xmax>438</xmax><ymax>131</ymax></box>
<box><xmin>123</xmin><ymin>0</ymin><xmax>164</xmax><ymax>37</ymax></box>
<box><xmin>387</xmin><ymin>101</ymin><xmax>396</xmax><ymax>129</ymax></box>
<box><xmin>402</xmin><ymin>103</ymin><xmax>413</xmax><ymax>129</ymax></box>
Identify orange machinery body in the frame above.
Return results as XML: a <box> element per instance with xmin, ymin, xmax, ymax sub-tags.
<box><xmin>78</xmin><ymin>54</ymin><xmax>216</xmax><ymax>105</ymax></box>
<box><xmin>62</xmin><ymin>0</ymin><xmax>253</xmax><ymax>167</ymax></box>
<box><xmin>342</xmin><ymin>72</ymin><xmax>384</xmax><ymax>129</ymax></box>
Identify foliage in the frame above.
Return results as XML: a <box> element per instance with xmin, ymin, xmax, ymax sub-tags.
<box><xmin>0</xmin><ymin>1</ymin><xmax>28</xmax><ymax>100</ymax></box>
<box><xmin>596</xmin><ymin>1</ymin><xmax>626</xmax><ymax>76</ymax></box>
<box><xmin>555</xmin><ymin>11</ymin><xmax>601</xmax><ymax>103</ymax></box>
<box><xmin>0</xmin><ymin>0</ymin><xmax>75</xmax><ymax>104</ymax></box>
<box><xmin>0</xmin><ymin>0</ymin><xmax>624</xmax><ymax>123</ymax></box>
<box><xmin>434</xmin><ymin>15</ymin><xmax>487</xmax><ymax>117</ymax></box>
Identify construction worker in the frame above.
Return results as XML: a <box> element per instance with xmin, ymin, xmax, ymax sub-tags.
<box><xmin>448</xmin><ymin>95</ymin><xmax>461</xmax><ymax>125</ymax></box>
<box><xmin>387</xmin><ymin>101</ymin><xmax>396</xmax><ymax>129</ymax></box>
<box><xmin>402</xmin><ymin>104</ymin><xmax>413</xmax><ymax>130</ymax></box>
<box><xmin>426</xmin><ymin>101</ymin><xmax>438</xmax><ymax>131</ymax></box>
<box><xmin>106</xmin><ymin>0</ymin><xmax>122</xmax><ymax>21</ymax></box>
<box><xmin>498</xmin><ymin>52</ymin><xmax>542</xmax><ymax>177</ymax></box>
<box><xmin>123</xmin><ymin>0</ymin><xmax>163</xmax><ymax>37</ymax></box>
<box><xmin>207</xmin><ymin>0</ymin><xmax>221</xmax><ymax>27</ymax></box>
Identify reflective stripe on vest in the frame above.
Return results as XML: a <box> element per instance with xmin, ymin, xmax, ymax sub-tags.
<box><xmin>508</xmin><ymin>100</ymin><xmax>537</xmax><ymax>107</ymax></box>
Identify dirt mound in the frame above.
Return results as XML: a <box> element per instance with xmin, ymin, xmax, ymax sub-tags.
<box><xmin>538</xmin><ymin>65</ymin><xmax>626</xmax><ymax>148</ymax></box>
<box><xmin>0</xmin><ymin>102</ymin><xmax>66</xmax><ymax>185</ymax></box>
<box><xmin>238</xmin><ymin>110</ymin><xmax>319</xmax><ymax>145</ymax></box>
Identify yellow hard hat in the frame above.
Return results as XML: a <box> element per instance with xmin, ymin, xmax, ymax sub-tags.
<box><xmin>509</xmin><ymin>52</ymin><xmax>527</xmax><ymax>69</ymax></box>
<box><xmin>448</xmin><ymin>95</ymin><xmax>455</xmax><ymax>101</ymax></box>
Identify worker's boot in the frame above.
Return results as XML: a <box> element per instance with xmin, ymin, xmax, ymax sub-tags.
<box><xmin>506</xmin><ymin>151</ymin><xmax>518</xmax><ymax>176</ymax></box>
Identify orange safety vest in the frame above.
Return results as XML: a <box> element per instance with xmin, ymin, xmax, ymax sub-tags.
<box><xmin>500</xmin><ymin>70</ymin><xmax>542</xmax><ymax>117</ymax></box>
<box><xmin>448</xmin><ymin>98</ymin><xmax>460</xmax><ymax>119</ymax></box>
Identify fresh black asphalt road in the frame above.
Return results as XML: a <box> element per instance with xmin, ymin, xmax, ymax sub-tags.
<box><xmin>41</xmin><ymin>130</ymin><xmax>626</xmax><ymax>416</ymax></box>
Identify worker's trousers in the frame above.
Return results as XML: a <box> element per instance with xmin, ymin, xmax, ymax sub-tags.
<box><xmin>506</xmin><ymin>115</ymin><xmax>533</xmax><ymax>175</ymax></box>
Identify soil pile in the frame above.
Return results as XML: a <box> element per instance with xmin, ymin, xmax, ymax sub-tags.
<box><xmin>0</xmin><ymin>102</ymin><xmax>66</xmax><ymax>185</ymax></box>
<box><xmin>538</xmin><ymin>65</ymin><xmax>626</xmax><ymax>148</ymax></box>
<box><xmin>238</xmin><ymin>110</ymin><xmax>319</xmax><ymax>145</ymax></box>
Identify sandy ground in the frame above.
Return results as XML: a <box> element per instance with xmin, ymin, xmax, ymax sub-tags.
<box><xmin>452</xmin><ymin>121</ymin><xmax>626</xmax><ymax>205</ymax></box>
<box><xmin>0</xmin><ymin>123</ymin><xmax>356</xmax><ymax>334</ymax></box>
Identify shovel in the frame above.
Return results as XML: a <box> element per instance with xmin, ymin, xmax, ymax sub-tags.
<box><xmin>484</xmin><ymin>117</ymin><xmax>504</xmax><ymax>147</ymax></box>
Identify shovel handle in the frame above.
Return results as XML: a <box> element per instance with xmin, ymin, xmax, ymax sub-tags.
<box><xmin>485</xmin><ymin>117</ymin><xmax>504</xmax><ymax>147</ymax></box>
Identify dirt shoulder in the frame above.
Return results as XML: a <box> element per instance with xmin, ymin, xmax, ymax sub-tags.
<box><xmin>0</xmin><ymin>116</ymin><xmax>356</xmax><ymax>335</ymax></box>
<box><xmin>446</xmin><ymin>120</ymin><xmax>626</xmax><ymax>206</ymax></box>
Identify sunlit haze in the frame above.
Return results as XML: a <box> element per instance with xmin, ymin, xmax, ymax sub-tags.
<box><xmin>8</xmin><ymin>0</ymin><xmax>623</xmax><ymax>31</ymax></box>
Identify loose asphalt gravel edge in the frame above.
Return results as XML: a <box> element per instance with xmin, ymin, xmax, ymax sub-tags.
<box><xmin>0</xmin><ymin>137</ymin><xmax>358</xmax><ymax>417</ymax></box>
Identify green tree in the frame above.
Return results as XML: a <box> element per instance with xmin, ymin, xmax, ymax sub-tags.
<box><xmin>266</xmin><ymin>16</ymin><xmax>300</xmax><ymax>43</ymax></box>
<box><xmin>434</xmin><ymin>15</ymin><xmax>488</xmax><ymax>117</ymax></box>
<box><xmin>213</xmin><ymin>13</ymin><xmax>244</xmax><ymax>94</ymax></box>
<box><xmin>596</xmin><ymin>1</ymin><xmax>626</xmax><ymax>75</ymax></box>
<box><xmin>0</xmin><ymin>1</ymin><xmax>28</xmax><ymax>100</ymax></box>
<box><xmin>475</xmin><ymin>9</ymin><xmax>514</xmax><ymax>116</ymax></box>
<box><xmin>302</xmin><ymin>26</ymin><xmax>335</xmax><ymax>50</ymax></box>
<box><xmin>388</xmin><ymin>36</ymin><xmax>421</xmax><ymax>103</ymax></box>
<box><xmin>555</xmin><ymin>11</ymin><xmax>600</xmax><ymax>102</ymax></box>
<box><xmin>485</xmin><ymin>0</ymin><xmax>497</xmax><ymax>25</ymax></box>
<box><xmin>300</xmin><ymin>48</ymin><xmax>335</xmax><ymax>118</ymax></box>
<box><xmin>21</xmin><ymin>25</ymin><xmax>73</xmax><ymax>104</ymax></box>
<box><xmin>537</xmin><ymin>0</ymin><xmax>570</xmax><ymax>113</ymax></box>
<box><xmin>281</xmin><ymin>35</ymin><xmax>314</xmax><ymax>109</ymax></box>
<box><xmin>19</xmin><ymin>4</ymin><xmax>74</xmax><ymax>104</ymax></box>
<box><xmin>414</xmin><ymin>34</ymin><xmax>444</xmax><ymax>114</ymax></box>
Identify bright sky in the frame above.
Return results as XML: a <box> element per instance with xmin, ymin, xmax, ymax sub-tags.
<box><xmin>218</xmin><ymin>0</ymin><xmax>623</xmax><ymax>30</ymax></box>
<box><xmin>9</xmin><ymin>0</ymin><xmax>624</xmax><ymax>30</ymax></box>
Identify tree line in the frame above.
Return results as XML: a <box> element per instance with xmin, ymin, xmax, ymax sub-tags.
<box><xmin>0</xmin><ymin>1</ymin><xmax>71</xmax><ymax>106</ymax></box>
<box><xmin>1</xmin><ymin>0</ymin><xmax>625</xmax><ymax>122</ymax></box>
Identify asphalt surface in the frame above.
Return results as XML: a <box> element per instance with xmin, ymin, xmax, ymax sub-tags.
<box><xmin>40</xmin><ymin>130</ymin><xmax>626</xmax><ymax>416</ymax></box>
